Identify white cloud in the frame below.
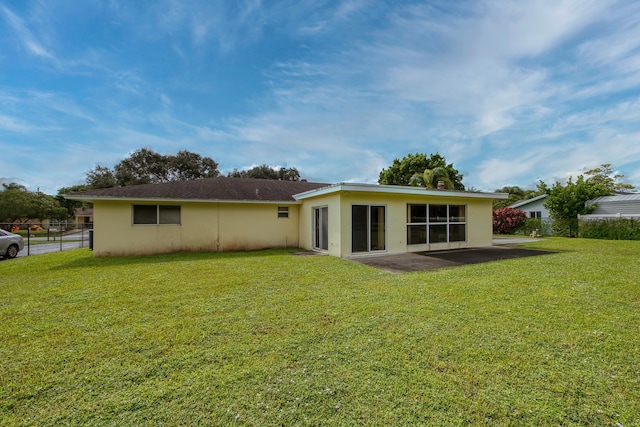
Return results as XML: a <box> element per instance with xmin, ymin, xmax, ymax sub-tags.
<box><xmin>0</xmin><ymin>4</ymin><xmax>58</xmax><ymax>62</ymax></box>
<box><xmin>3</xmin><ymin>0</ymin><xmax>640</xmax><ymax>194</ymax></box>
<box><xmin>0</xmin><ymin>114</ymin><xmax>32</xmax><ymax>133</ymax></box>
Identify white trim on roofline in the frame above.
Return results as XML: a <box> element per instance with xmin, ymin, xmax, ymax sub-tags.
<box><xmin>579</xmin><ymin>213</ymin><xmax>640</xmax><ymax>219</ymax></box>
<box><xmin>586</xmin><ymin>193</ymin><xmax>640</xmax><ymax>205</ymax></box>
<box><xmin>509</xmin><ymin>194</ymin><xmax>547</xmax><ymax>208</ymax></box>
<box><xmin>293</xmin><ymin>182</ymin><xmax>508</xmax><ymax>200</ymax></box>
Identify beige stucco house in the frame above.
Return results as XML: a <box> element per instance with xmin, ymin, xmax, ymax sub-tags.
<box><xmin>65</xmin><ymin>177</ymin><xmax>507</xmax><ymax>258</ymax></box>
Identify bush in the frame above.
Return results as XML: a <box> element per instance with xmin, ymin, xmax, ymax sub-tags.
<box><xmin>552</xmin><ymin>218</ymin><xmax>580</xmax><ymax>237</ymax></box>
<box><xmin>579</xmin><ymin>218</ymin><xmax>640</xmax><ymax>240</ymax></box>
<box><xmin>493</xmin><ymin>208</ymin><xmax>527</xmax><ymax>234</ymax></box>
<box><xmin>521</xmin><ymin>218</ymin><xmax>542</xmax><ymax>236</ymax></box>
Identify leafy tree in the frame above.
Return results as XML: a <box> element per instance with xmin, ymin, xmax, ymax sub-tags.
<box><xmin>85</xmin><ymin>148</ymin><xmax>220</xmax><ymax>187</ymax></box>
<box><xmin>228</xmin><ymin>164</ymin><xmax>301</xmax><ymax>181</ymax></box>
<box><xmin>114</xmin><ymin>148</ymin><xmax>170</xmax><ymax>185</ymax></box>
<box><xmin>584</xmin><ymin>163</ymin><xmax>635</xmax><ymax>192</ymax></box>
<box><xmin>493</xmin><ymin>207</ymin><xmax>527</xmax><ymax>234</ymax></box>
<box><xmin>168</xmin><ymin>150</ymin><xmax>220</xmax><ymax>181</ymax></box>
<box><xmin>276</xmin><ymin>167</ymin><xmax>302</xmax><ymax>181</ymax></box>
<box><xmin>539</xmin><ymin>176</ymin><xmax>605</xmax><ymax>219</ymax></box>
<box><xmin>378</xmin><ymin>153</ymin><xmax>464</xmax><ymax>190</ymax></box>
<box><xmin>86</xmin><ymin>165</ymin><xmax>117</xmax><ymax>189</ymax></box>
<box><xmin>540</xmin><ymin>163</ymin><xmax>634</xmax><ymax>221</ymax></box>
<box><xmin>56</xmin><ymin>185</ymin><xmax>91</xmax><ymax>217</ymax></box>
<box><xmin>0</xmin><ymin>183</ymin><xmax>67</xmax><ymax>223</ymax></box>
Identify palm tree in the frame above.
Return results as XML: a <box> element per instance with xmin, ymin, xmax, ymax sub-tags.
<box><xmin>408</xmin><ymin>173</ymin><xmax>424</xmax><ymax>187</ymax></box>
<box><xmin>423</xmin><ymin>167</ymin><xmax>454</xmax><ymax>189</ymax></box>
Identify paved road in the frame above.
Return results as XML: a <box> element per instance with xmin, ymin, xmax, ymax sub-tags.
<box><xmin>15</xmin><ymin>232</ymin><xmax>90</xmax><ymax>258</ymax></box>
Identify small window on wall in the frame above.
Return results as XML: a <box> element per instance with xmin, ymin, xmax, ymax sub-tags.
<box><xmin>133</xmin><ymin>205</ymin><xmax>181</xmax><ymax>225</ymax></box>
<box><xmin>278</xmin><ymin>206</ymin><xmax>289</xmax><ymax>218</ymax></box>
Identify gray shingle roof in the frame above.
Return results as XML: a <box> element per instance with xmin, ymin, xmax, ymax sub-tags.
<box><xmin>65</xmin><ymin>177</ymin><xmax>331</xmax><ymax>202</ymax></box>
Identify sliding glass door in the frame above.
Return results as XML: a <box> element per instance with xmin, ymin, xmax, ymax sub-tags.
<box><xmin>313</xmin><ymin>206</ymin><xmax>328</xmax><ymax>250</ymax></box>
<box><xmin>351</xmin><ymin>205</ymin><xmax>386</xmax><ymax>253</ymax></box>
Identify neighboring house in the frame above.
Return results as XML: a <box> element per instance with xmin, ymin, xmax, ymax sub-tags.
<box><xmin>579</xmin><ymin>193</ymin><xmax>640</xmax><ymax>220</ymax></box>
<box><xmin>64</xmin><ymin>177</ymin><xmax>507</xmax><ymax>258</ymax></box>
<box><xmin>508</xmin><ymin>194</ymin><xmax>549</xmax><ymax>220</ymax></box>
<box><xmin>73</xmin><ymin>207</ymin><xmax>94</xmax><ymax>227</ymax></box>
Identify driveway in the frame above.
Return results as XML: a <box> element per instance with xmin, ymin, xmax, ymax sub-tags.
<box><xmin>349</xmin><ymin>241</ymin><xmax>552</xmax><ymax>273</ymax></box>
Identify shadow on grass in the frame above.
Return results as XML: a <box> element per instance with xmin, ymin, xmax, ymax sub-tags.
<box><xmin>51</xmin><ymin>248</ymin><xmax>302</xmax><ymax>270</ymax></box>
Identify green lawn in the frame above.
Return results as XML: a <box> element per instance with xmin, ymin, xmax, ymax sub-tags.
<box><xmin>1</xmin><ymin>238</ymin><xmax>638</xmax><ymax>426</ymax></box>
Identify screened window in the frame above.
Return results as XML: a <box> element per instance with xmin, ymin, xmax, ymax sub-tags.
<box><xmin>133</xmin><ymin>205</ymin><xmax>181</xmax><ymax>225</ymax></box>
<box><xmin>133</xmin><ymin>205</ymin><xmax>158</xmax><ymax>224</ymax></box>
<box><xmin>407</xmin><ymin>204</ymin><xmax>466</xmax><ymax>245</ymax></box>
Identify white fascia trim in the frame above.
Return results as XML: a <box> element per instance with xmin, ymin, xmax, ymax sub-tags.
<box><xmin>293</xmin><ymin>183</ymin><xmax>508</xmax><ymax>200</ymax></box>
<box><xmin>509</xmin><ymin>194</ymin><xmax>547</xmax><ymax>208</ymax></box>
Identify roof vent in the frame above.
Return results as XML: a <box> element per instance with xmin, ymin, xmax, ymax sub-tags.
<box><xmin>437</xmin><ymin>181</ymin><xmax>445</xmax><ymax>190</ymax></box>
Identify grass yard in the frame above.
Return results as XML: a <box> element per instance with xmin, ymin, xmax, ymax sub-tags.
<box><xmin>1</xmin><ymin>238</ymin><xmax>639</xmax><ymax>426</ymax></box>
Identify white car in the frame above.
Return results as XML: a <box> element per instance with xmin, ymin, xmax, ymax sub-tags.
<box><xmin>0</xmin><ymin>229</ymin><xmax>24</xmax><ymax>259</ymax></box>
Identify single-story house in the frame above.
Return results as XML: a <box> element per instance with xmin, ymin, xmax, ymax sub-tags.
<box><xmin>73</xmin><ymin>207</ymin><xmax>94</xmax><ymax>227</ymax></box>
<box><xmin>508</xmin><ymin>194</ymin><xmax>549</xmax><ymax>220</ymax></box>
<box><xmin>64</xmin><ymin>177</ymin><xmax>507</xmax><ymax>258</ymax></box>
<box><xmin>579</xmin><ymin>193</ymin><xmax>640</xmax><ymax>220</ymax></box>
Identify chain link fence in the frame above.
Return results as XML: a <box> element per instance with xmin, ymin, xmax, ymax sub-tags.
<box><xmin>1</xmin><ymin>222</ymin><xmax>93</xmax><ymax>257</ymax></box>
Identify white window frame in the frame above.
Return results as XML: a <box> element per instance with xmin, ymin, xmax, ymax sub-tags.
<box><xmin>278</xmin><ymin>206</ymin><xmax>290</xmax><ymax>218</ymax></box>
<box><xmin>406</xmin><ymin>204</ymin><xmax>466</xmax><ymax>245</ymax></box>
<box><xmin>313</xmin><ymin>206</ymin><xmax>329</xmax><ymax>251</ymax></box>
<box><xmin>351</xmin><ymin>204</ymin><xmax>387</xmax><ymax>254</ymax></box>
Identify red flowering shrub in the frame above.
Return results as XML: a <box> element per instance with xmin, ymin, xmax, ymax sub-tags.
<box><xmin>493</xmin><ymin>207</ymin><xmax>527</xmax><ymax>234</ymax></box>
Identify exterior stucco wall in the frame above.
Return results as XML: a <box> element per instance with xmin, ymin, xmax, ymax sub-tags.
<box><xmin>298</xmin><ymin>193</ymin><xmax>342</xmax><ymax>257</ymax></box>
<box><xmin>334</xmin><ymin>192</ymin><xmax>493</xmax><ymax>257</ymax></box>
<box><xmin>92</xmin><ymin>189</ymin><xmax>496</xmax><ymax>258</ymax></box>
<box><xmin>298</xmin><ymin>190</ymin><xmax>495</xmax><ymax>258</ymax></box>
<box><xmin>92</xmin><ymin>200</ymin><xmax>300</xmax><ymax>256</ymax></box>
<box><xmin>217</xmin><ymin>203</ymin><xmax>300</xmax><ymax>252</ymax></box>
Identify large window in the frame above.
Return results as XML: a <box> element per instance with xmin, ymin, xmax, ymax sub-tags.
<box><xmin>352</xmin><ymin>205</ymin><xmax>386</xmax><ymax>253</ymax></box>
<box><xmin>407</xmin><ymin>204</ymin><xmax>466</xmax><ymax>245</ymax></box>
<box><xmin>133</xmin><ymin>205</ymin><xmax>181</xmax><ymax>225</ymax></box>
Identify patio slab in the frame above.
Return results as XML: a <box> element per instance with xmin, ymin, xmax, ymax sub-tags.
<box><xmin>348</xmin><ymin>245</ymin><xmax>553</xmax><ymax>273</ymax></box>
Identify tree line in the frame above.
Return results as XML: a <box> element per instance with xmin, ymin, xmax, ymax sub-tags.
<box><xmin>82</xmin><ymin>148</ymin><xmax>302</xmax><ymax>189</ymax></box>
<box><xmin>1</xmin><ymin>147</ymin><xmax>305</xmax><ymax>224</ymax></box>
<box><xmin>1</xmin><ymin>147</ymin><xmax>635</xmax><ymax>226</ymax></box>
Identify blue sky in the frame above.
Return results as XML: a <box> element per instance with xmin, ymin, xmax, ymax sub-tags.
<box><xmin>2</xmin><ymin>0</ymin><xmax>640</xmax><ymax>194</ymax></box>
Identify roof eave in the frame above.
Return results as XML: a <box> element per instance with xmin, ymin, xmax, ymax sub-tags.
<box><xmin>509</xmin><ymin>194</ymin><xmax>547</xmax><ymax>208</ymax></box>
<box><xmin>294</xmin><ymin>183</ymin><xmax>508</xmax><ymax>200</ymax></box>
<box><xmin>62</xmin><ymin>195</ymin><xmax>303</xmax><ymax>204</ymax></box>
